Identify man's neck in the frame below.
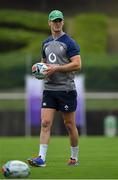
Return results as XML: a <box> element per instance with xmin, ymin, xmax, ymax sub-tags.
<box><xmin>52</xmin><ymin>31</ymin><xmax>65</xmax><ymax>40</ymax></box>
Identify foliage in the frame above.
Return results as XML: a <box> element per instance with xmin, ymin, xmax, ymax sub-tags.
<box><xmin>0</xmin><ymin>10</ymin><xmax>48</xmax><ymax>88</ymax></box>
<box><xmin>0</xmin><ymin>9</ymin><xmax>49</xmax><ymax>30</ymax></box>
<box><xmin>81</xmin><ymin>53</ymin><xmax>118</xmax><ymax>91</ymax></box>
<box><xmin>0</xmin><ymin>10</ymin><xmax>118</xmax><ymax>91</ymax></box>
<box><xmin>72</xmin><ymin>13</ymin><xmax>108</xmax><ymax>55</ymax></box>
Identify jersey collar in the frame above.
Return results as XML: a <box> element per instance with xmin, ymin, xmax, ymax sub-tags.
<box><xmin>52</xmin><ymin>32</ymin><xmax>65</xmax><ymax>40</ymax></box>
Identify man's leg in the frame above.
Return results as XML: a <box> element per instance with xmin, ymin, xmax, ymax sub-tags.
<box><xmin>40</xmin><ymin>108</ymin><xmax>55</xmax><ymax>144</ymax></box>
<box><xmin>28</xmin><ymin>108</ymin><xmax>55</xmax><ymax>167</ymax></box>
<box><xmin>39</xmin><ymin>108</ymin><xmax>55</xmax><ymax>161</ymax></box>
<box><xmin>63</xmin><ymin>112</ymin><xmax>79</xmax><ymax>165</ymax></box>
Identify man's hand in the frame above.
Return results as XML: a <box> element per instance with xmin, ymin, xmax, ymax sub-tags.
<box><xmin>45</xmin><ymin>64</ymin><xmax>59</xmax><ymax>76</ymax></box>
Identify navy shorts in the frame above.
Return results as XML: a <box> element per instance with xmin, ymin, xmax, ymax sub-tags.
<box><xmin>42</xmin><ymin>90</ymin><xmax>77</xmax><ymax>112</ymax></box>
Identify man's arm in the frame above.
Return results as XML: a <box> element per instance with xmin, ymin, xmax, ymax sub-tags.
<box><xmin>58</xmin><ymin>55</ymin><xmax>81</xmax><ymax>72</ymax></box>
<box><xmin>45</xmin><ymin>55</ymin><xmax>81</xmax><ymax>76</ymax></box>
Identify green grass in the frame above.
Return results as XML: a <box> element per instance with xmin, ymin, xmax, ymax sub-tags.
<box><xmin>0</xmin><ymin>137</ymin><xmax>118</xmax><ymax>179</ymax></box>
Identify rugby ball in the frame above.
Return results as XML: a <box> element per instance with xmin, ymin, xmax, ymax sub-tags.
<box><xmin>32</xmin><ymin>62</ymin><xmax>48</xmax><ymax>79</ymax></box>
<box><xmin>2</xmin><ymin>160</ymin><xmax>30</xmax><ymax>178</ymax></box>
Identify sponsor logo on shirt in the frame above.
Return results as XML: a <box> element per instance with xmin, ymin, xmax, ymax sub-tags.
<box><xmin>48</xmin><ymin>53</ymin><xmax>56</xmax><ymax>63</ymax></box>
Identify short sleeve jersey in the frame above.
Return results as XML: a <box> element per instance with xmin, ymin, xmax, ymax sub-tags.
<box><xmin>42</xmin><ymin>33</ymin><xmax>80</xmax><ymax>91</ymax></box>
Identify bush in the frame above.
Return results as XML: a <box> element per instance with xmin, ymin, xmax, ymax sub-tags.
<box><xmin>0</xmin><ymin>10</ymin><xmax>49</xmax><ymax>30</ymax></box>
<box><xmin>0</xmin><ymin>10</ymin><xmax>49</xmax><ymax>89</ymax></box>
<box><xmin>72</xmin><ymin>13</ymin><xmax>108</xmax><ymax>55</ymax></box>
<box><xmin>0</xmin><ymin>10</ymin><xmax>118</xmax><ymax>91</ymax></box>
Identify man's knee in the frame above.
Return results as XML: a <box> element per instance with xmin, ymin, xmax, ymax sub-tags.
<box><xmin>64</xmin><ymin>121</ymin><xmax>73</xmax><ymax>132</ymax></box>
<box><xmin>41</xmin><ymin>119</ymin><xmax>51</xmax><ymax>131</ymax></box>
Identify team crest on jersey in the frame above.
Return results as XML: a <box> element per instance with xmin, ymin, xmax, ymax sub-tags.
<box><xmin>48</xmin><ymin>53</ymin><xmax>56</xmax><ymax>63</ymax></box>
<box><xmin>64</xmin><ymin>105</ymin><xmax>69</xmax><ymax>111</ymax></box>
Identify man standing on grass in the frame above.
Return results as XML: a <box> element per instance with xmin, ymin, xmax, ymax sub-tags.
<box><xmin>28</xmin><ymin>10</ymin><xmax>81</xmax><ymax>167</ymax></box>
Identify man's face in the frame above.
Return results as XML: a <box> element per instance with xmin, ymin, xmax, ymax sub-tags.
<box><xmin>48</xmin><ymin>18</ymin><xmax>64</xmax><ymax>32</ymax></box>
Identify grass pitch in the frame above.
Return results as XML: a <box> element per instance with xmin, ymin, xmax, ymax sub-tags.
<box><xmin>0</xmin><ymin>136</ymin><xmax>118</xmax><ymax>179</ymax></box>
